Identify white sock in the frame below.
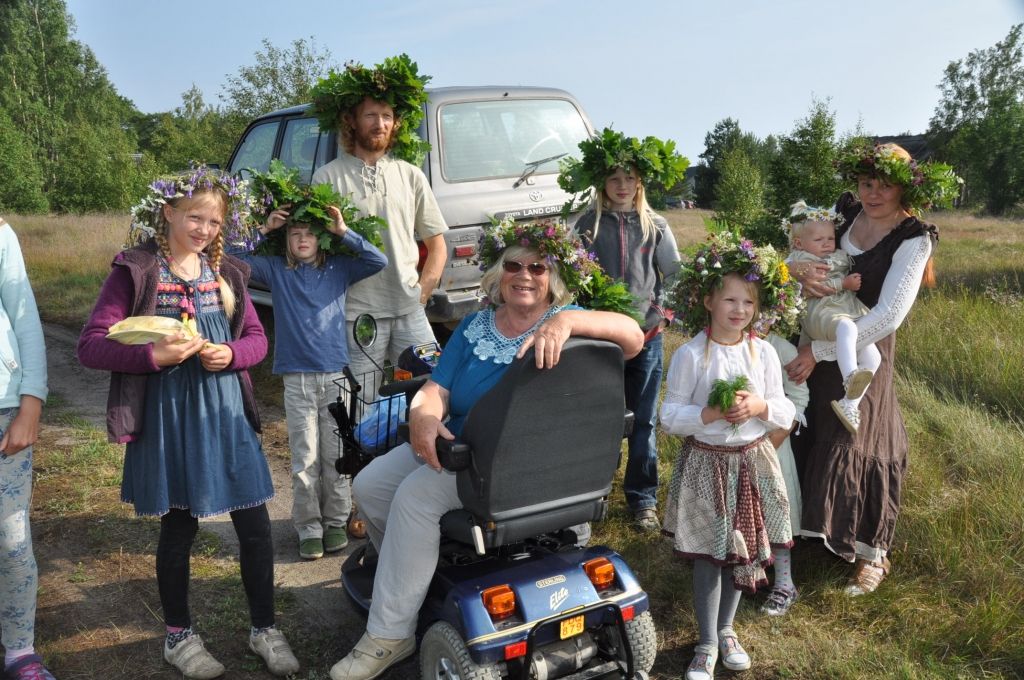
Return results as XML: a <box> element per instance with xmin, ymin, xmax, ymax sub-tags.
<box><xmin>771</xmin><ymin>547</ymin><xmax>795</xmax><ymax>591</ymax></box>
<box><xmin>835</xmin><ymin>318</ymin><xmax>859</xmax><ymax>381</ymax></box>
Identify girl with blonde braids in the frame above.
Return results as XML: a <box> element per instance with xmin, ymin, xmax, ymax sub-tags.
<box><xmin>78</xmin><ymin>167</ymin><xmax>300</xmax><ymax>678</ymax></box>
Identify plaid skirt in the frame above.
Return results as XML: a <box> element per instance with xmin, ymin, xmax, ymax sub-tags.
<box><xmin>663</xmin><ymin>436</ymin><xmax>793</xmax><ymax>593</ymax></box>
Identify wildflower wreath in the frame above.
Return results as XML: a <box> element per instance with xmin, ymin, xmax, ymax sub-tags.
<box><xmin>248</xmin><ymin>159</ymin><xmax>386</xmax><ymax>257</ymax></box>
<box><xmin>836</xmin><ymin>141</ymin><xmax>962</xmax><ymax>213</ymax></box>
<box><xmin>557</xmin><ymin>127</ymin><xmax>690</xmax><ymax>209</ymax></box>
<box><xmin>782</xmin><ymin>199</ymin><xmax>844</xmax><ymax>245</ymax></box>
<box><xmin>310</xmin><ymin>53</ymin><xmax>431</xmax><ymax>165</ymax></box>
<box><xmin>667</xmin><ymin>230</ymin><xmax>804</xmax><ymax>338</ymax></box>
<box><xmin>478</xmin><ymin>218</ymin><xmax>643</xmax><ymax>321</ymax></box>
<box><xmin>126</xmin><ymin>165</ymin><xmax>256</xmax><ymax>249</ymax></box>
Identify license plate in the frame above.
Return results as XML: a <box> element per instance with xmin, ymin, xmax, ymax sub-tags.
<box><xmin>559</xmin><ymin>614</ymin><xmax>585</xmax><ymax>640</ymax></box>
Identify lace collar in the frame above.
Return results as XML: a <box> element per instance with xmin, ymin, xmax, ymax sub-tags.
<box><xmin>463</xmin><ymin>305</ymin><xmax>564</xmax><ymax>364</ymax></box>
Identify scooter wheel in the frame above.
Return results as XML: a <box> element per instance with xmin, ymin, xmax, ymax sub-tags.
<box><xmin>420</xmin><ymin>621</ymin><xmax>500</xmax><ymax>680</ymax></box>
<box><xmin>625</xmin><ymin>611</ymin><xmax>657</xmax><ymax>673</ymax></box>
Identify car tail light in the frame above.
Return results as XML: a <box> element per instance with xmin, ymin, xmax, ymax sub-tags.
<box><xmin>482</xmin><ymin>584</ymin><xmax>516</xmax><ymax>620</ymax></box>
<box><xmin>454</xmin><ymin>244</ymin><xmax>476</xmax><ymax>258</ymax></box>
<box><xmin>503</xmin><ymin>640</ymin><xmax>527</xmax><ymax>660</ymax></box>
<box><xmin>583</xmin><ymin>557</ymin><xmax>615</xmax><ymax>591</ymax></box>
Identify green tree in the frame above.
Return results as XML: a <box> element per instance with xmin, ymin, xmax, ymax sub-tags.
<box><xmin>138</xmin><ymin>85</ymin><xmax>242</xmax><ymax>171</ymax></box>
<box><xmin>0</xmin><ymin>108</ymin><xmax>48</xmax><ymax>212</ymax></box>
<box><xmin>0</xmin><ymin>0</ymin><xmax>145</xmax><ymax>211</ymax></box>
<box><xmin>929</xmin><ymin>24</ymin><xmax>1024</xmax><ymax>214</ymax></box>
<box><xmin>767</xmin><ymin>98</ymin><xmax>846</xmax><ymax>216</ymax></box>
<box><xmin>695</xmin><ymin>118</ymin><xmax>777</xmax><ymax>207</ymax></box>
<box><xmin>221</xmin><ymin>37</ymin><xmax>336</xmax><ymax>119</ymax></box>
<box><xmin>713</xmin><ymin>147</ymin><xmax>766</xmax><ymax>228</ymax></box>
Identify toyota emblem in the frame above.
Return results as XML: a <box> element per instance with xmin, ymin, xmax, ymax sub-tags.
<box><xmin>528</xmin><ymin>190</ymin><xmax>543</xmax><ymax>202</ymax></box>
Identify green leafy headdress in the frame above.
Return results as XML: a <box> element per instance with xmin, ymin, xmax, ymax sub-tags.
<box><xmin>478</xmin><ymin>218</ymin><xmax>643</xmax><ymax>321</ymax></box>
<box><xmin>557</xmin><ymin>127</ymin><xmax>690</xmax><ymax>209</ymax></box>
<box><xmin>310</xmin><ymin>53</ymin><xmax>431</xmax><ymax>165</ymax></box>
<box><xmin>666</xmin><ymin>230</ymin><xmax>804</xmax><ymax>338</ymax></box>
<box><xmin>126</xmin><ymin>165</ymin><xmax>256</xmax><ymax>249</ymax></box>
<box><xmin>248</xmin><ymin>159</ymin><xmax>386</xmax><ymax>257</ymax></box>
<box><xmin>836</xmin><ymin>141</ymin><xmax>962</xmax><ymax>214</ymax></box>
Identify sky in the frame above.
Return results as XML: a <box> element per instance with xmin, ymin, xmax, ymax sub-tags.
<box><xmin>65</xmin><ymin>0</ymin><xmax>1023</xmax><ymax>162</ymax></box>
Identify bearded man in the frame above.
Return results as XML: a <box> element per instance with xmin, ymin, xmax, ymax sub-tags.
<box><xmin>311</xmin><ymin>55</ymin><xmax>447</xmax><ymax>378</ymax></box>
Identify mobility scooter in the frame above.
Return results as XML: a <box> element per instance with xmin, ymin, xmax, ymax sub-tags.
<box><xmin>332</xmin><ymin>316</ymin><xmax>657</xmax><ymax>680</ymax></box>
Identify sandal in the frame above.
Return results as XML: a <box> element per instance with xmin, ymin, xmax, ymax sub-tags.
<box><xmin>348</xmin><ymin>515</ymin><xmax>367</xmax><ymax>540</ymax></box>
<box><xmin>845</xmin><ymin>556</ymin><xmax>891</xmax><ymax>596</ymax></box>
<box><xmin>843</xmin><ymin>368</ymin><xmax>874</xmax><ymax>400</ymax></box>
<box><xmin>632</xmin><ymin>507</ymin><xmax>660</xmax><ymax>533</ymax></box>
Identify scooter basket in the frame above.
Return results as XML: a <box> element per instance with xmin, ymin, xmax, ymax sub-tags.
<box><xmin>333</xmin><ymin>369</ymin><xmax>407</xmax><ymax>458</ymax></box>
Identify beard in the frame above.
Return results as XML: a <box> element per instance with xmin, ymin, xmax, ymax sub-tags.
<box><xmin>354</xmin><ymin>126</ymin><xmax>395</xmax><ymax>153</ymax></box>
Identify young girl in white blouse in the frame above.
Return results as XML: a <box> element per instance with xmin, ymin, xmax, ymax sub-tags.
<box><xmin>660</xmin><ymin>233</ymin><xmax>802</xmax><ymax>680</ymax></box>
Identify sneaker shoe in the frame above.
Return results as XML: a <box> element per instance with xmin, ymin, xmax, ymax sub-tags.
<box><xmin>324</xmin><ymin>526</ymin><xmax>349</xmax><ymax>553</ymax></box>
<box><xmin>4</xmin><ymin>654</ymin><xmax>57</xmax><ymax>680</ymax></box>
<box><xmin>299</xmin><ymin>537</ymin><xmax>324</xmax><ymax>560</ymax></box>
<box><xmin>250</xmin><ymin>627</ymin><xmax>300</xmax><ymax>677</ymax></box>
<box><xmin>718</xmin><ymin>633</ymin><xmax>751</xmax><ymax>671</ymax></box>
<box><xmin>831</xmin><ymin>398</ymin><xmax>861</xmax><ymax>434</ymax></box>
<box><xmin>633</xmin><ymin>507</ymin><xmax>660</xmax><ymax>533</ymax></box>
<box><xmin>329</xmin><ymin>632</ymin><xmax>415</xmax><ymax>680</ymax></box>
<box><xmin>684</xmin><ymin>648</ymin><xmax>717</xmax><ymax>680</ymax></box>
<box><xmin>163</xmin><ymin>634</ymin><xmax>225</xmax><ymax>679</ymax></box>
<box><xmin>843</xmin><ymin>368</ymin><xmax>874</xmax><ymax>400</ymax></box>
<box><xmin>760</xmin><ymin>584</ymin><xmax>799</xmax><ymax>616</ymax></box>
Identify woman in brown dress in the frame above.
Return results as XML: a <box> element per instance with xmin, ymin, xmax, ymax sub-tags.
<box><xmin>785</xmin><ymin>142</ymin><xmax>960</xmax><ymax>595</ymax></box>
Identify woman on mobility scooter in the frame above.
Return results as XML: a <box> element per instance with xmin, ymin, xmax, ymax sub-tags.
<box><xmin>330</xmin><ymin>219</ymin><xmax>645</xmax><ymax>680</ymax></box>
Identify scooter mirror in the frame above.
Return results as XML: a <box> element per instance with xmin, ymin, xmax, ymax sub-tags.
<box><xmin>353</xmin><ymin>314</ymin><xmax>377</xmax><ymax>349</ymax></box>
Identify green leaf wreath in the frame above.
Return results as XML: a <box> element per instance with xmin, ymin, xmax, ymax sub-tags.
<box><xmin>248</xmin><ymin>159</ymin><xmax>387</xmax><ymax>258</ymax></box>
<box><xmin>557</xmin><ymin>127</ymin><xmax>690</xmax><ymax>213</ymax></box>
<box><xmin>309</xmin><ymin>53</ymin><xmax>431</xmax><ymax>166</ymax></box>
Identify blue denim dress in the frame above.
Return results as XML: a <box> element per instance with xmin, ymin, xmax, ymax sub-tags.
<box><xmin>121</xmin><ymin>260</ymin><xmax>273</xmax><ymax>517</ymax></box>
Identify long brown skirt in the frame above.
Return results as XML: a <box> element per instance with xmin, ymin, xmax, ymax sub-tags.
<box><xmin>793</xmin><ymin>333</ymin><xmax>907</xmax><ymax>562</ymax></box>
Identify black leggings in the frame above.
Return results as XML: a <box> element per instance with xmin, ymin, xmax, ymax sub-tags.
<box><xmin>156</xmin><ymin>505</ymin><xmax>275</xmax><ymax>629</ymax></box>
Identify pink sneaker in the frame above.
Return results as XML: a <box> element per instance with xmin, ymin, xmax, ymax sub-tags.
<box><xmin>5</xmin><ymin>654</ymin><xmax>57</xmax><ymax>680</ymax></box>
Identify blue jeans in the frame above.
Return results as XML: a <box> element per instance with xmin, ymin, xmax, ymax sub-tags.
<box><xmin>623</xmin><ymin>333</ymin><xmax>663</xmax><ymax>512</ymax></box>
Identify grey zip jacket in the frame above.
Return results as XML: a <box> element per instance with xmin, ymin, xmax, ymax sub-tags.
<box><xmin>576</xmin><ymin>209</ymin><xmax>681</xmax><ymax>336</ymax></box>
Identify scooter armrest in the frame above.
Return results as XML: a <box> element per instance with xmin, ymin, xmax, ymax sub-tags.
<box><xmin>437</xmin><ymin>439</ymin><xmax>472</xmax><ymax>471</ymax></box>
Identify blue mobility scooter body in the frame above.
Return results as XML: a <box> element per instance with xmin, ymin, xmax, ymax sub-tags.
<box><xmin>340</xmin><ymin>337</ymin><xmax>657</xmax><ymax>680</ymax></box>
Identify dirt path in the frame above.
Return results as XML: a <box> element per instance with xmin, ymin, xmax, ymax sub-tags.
<box><xmin>39</xmin><ymin>323</ymin><xmax>418</xmax><ymax>679</ymax></box>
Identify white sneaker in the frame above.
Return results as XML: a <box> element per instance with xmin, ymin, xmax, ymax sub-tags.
<box><xmin>718</xmin><ymin>633</ymin><xmax>752</xmax><ymax>671</ymax></box>
<box><xmin>250</xmin><ymin>627</ymin><xmax>300</xmax><ymax>676</ymax></box>
<box><xmin>330</xmin><ymin>632</ymin><xmax>415</xmax><ymax>680</ymax></box>
<box><xmin>831</xmin><ymin>398</ymin><xmax>861</xmax><ymax>434</ymax></box>
<box><xmin>684</xmin><ymin>648</ymin><xmax>717</xmax><ymax>680</ymax></box>
<box><xmin>843</xmin><ymin>368</ymin><xmax>874</xmax><ymax>400</ymax></box>
<box><xmin>163</xmin><ymin>634</ymin><xmax>225</xmax><ymax>679</ymax></box>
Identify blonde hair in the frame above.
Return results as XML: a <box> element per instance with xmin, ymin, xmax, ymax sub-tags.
<box><xmin>284</xmin><ymin>223</ymin><xmax>326</xmax><ymax>270</ymax></box>
<box><xmin>789</xmin><ymin>218</ymin><xmax>834</xmax><ymax>250</ymax></box>
<box><xmin>156</xmin><ymin>190</ymin><xmax>237</xmax><ymax>319</ymax></box>
<box><xmin>479</xmin><ymin>246</ymin><xmax>572</xmax><ymax>307</ymax></box>
<box><xmin>702</xmin><ymin>273</ymin><xmax>760</xmax><ymax>365</ymax></box>
<box><xmin>589</xmin><ymin>166</ymin><xmax>658</xmax><ymax>244</ymax></box>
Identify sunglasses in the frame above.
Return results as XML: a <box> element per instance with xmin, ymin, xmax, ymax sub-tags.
<box><xmin>502</xmin><ymin>260</ymin><xmax>549</xmax><ymax>276</ymax></box>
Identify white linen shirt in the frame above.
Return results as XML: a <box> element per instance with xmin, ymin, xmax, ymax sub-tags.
<box><xmin>660</xmin><ymin>332</ymin><xmax>795</xmax><ymax>446</ymax></box>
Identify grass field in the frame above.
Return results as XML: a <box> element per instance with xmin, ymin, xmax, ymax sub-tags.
<box><xmin>10</xmin><ymin>208</ymin><xmax>1024</xmax><ymax>678</ymax></box>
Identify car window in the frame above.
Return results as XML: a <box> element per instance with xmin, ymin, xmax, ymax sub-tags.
<box><xmin>439</xmin><ymin>99</ymin><xmax>590</xmax><ymax>182</ymax></box>
<box><xmin>279</xmin><ymin>117</ymin><xmax>322</xmax><ymax>184</ymax></box>
<box><xmin>229</xmin><ymin>120</ymin><xmax>279</xmax><ymax>178</ymax></box>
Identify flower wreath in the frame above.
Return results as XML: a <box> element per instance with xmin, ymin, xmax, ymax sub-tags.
<box><xmin>557</xmin><ymin>127</ymin><xmax>690</xmax><ymax>209</ymax></box>
<box><xmin>248</xmin><ymin>159</ymin><xmax>386</xmax><ymax>257</ymax></box>
<box><xmin>478</xmin><ymin>218</ymin><xmax>643</xmax><ymax>321</ymax></box>
<box><xmin>310</xmin><ymin>53</ymin><xmax>431</xmax><ymax>166</ymax></box>
<box><xmin>666</xmin><ymin>230</ymin><xmax>804</xmax><ymax>338</ymax></box>
<box><xmin>126</xmin><ymin>165</ymin><xmax>256</xmax><ymax>249</ymax></box>
<box><xmin>836</xmin><ymin>141</ymin><xmax>962</xmax><ymax>214</ymax></box>
<box><xmin>782</xmin><ymin>199</ymin><xmax>845</xmax><ymax>246</ymax></box>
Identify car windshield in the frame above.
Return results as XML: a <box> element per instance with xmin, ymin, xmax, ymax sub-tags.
<box><xmin>439</xmin><ymin>99</ymin><xmax>589</xmax><ymax>182</ymax></box>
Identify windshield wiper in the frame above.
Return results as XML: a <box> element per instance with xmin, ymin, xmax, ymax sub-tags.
<box><xmin>513</xmin><ymin>152</ymin><xmax>568</xmax><ymax>189</ymax></box>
